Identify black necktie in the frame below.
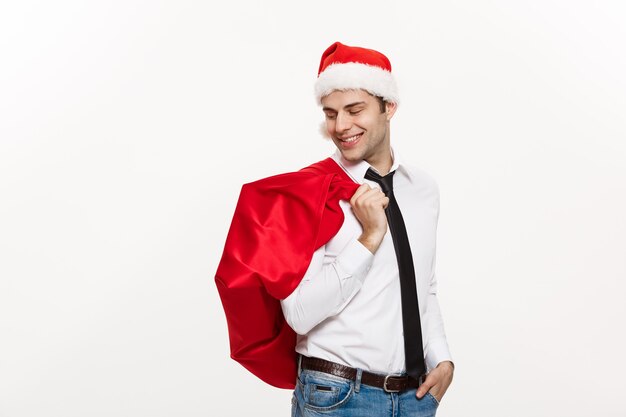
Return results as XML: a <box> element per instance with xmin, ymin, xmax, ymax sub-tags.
<box><xmin>364</xmin><ymin>167</ymin><xmax>426</xmax><ymax>379</ymax></box>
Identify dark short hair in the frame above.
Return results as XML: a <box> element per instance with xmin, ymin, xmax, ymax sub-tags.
<box><xmin>374</xmin><ymin>95</ymin><xmax>387</xmax><ymax>113</ymax></box>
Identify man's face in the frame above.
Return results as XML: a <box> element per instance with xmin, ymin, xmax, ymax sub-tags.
<box><xmin>321</xmin><ymin>89</ymin><xmax>396</xmax><ymax>164</ymax></box>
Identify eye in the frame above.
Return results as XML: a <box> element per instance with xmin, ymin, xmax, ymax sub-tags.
<box><xmin>325</xmin><ymin>113</ymin><xmax>337</xmax><ymax>120</ymax></box>
<box><xmin>349</xmin><ymin>109</ymin><xmax>363</xmax><ymax>116</ymax></box>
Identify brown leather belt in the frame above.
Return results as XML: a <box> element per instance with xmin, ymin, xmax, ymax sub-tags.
<box><xmin>300</xmin><ymin>356</ymin><xmax>423</xmax><ymax>393</ymax></box>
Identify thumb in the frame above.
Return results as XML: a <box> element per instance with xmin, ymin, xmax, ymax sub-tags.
<box><xmin>415</xmin><ymin>375</ymin><xmax>434</xmax><ymax>399</ymax></box>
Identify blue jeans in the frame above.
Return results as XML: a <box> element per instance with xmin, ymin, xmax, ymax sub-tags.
<box><xmin>291</xmin><ymin>368</ymin><xmax>439</xmax><ymax>417</ymax></box>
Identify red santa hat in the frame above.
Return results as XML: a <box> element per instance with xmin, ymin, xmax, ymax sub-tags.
<box><xmin>314</xmin><ymin>42</ymin><xmax>399</xmax><ymax>104</ymax></box>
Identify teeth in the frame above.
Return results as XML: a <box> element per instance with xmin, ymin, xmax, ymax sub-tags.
<box><xmin>342</xmin><ymin>134</ymin><xmax>361</xmax><ymax>142</ymax></box>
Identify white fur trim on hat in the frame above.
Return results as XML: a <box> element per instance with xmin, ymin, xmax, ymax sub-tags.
<box><xmin>315</xmin><ymin>62</ymin><xmax>400</xmax><ymax>104</ymax></box>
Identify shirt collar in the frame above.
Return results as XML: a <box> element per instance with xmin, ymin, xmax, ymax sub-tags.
<box><xmin>331</xmin><ymin>147</ymin><xmax>410</xmax><ymax>184</ymax></box>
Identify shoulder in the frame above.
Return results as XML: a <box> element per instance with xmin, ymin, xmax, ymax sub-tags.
<box><xmin>299</xmin><ymin>157</ymin><xmax>343</xmax><ymax>176</ymax></box>
<box><xmin>240</xmin><ymin>160</ymin><xmax>335</xmax><ymax>198</ymax></box>
<box><xmin>401</xmin><ymin>164</ymin><xmax>440</xmax><ymax>196</ymax></box>
<box><xmin>243</xmin><ymin>158</ymin><xmax>335</xmax><ymax>188</ymax></box>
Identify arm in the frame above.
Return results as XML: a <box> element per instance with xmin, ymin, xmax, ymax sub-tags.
<box><xmin>416</xmin><ymin>186</ymin><xmax>454</xmax><ymax>401</ymax></box>
<box><xmin>280</xmin><ymin>239</ymin><xmax>373</xmax><ymax>334</ymax></box>
<box><xmin>280</xmin><ymin>183</ymin><xmax>389</xmax><ymax>334</ymax></box>
<box><xmin>416</xmin><ymin>269</ymin><xmax>455</xmax><ymax>401</ymax></box>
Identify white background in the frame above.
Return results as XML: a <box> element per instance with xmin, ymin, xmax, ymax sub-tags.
<box><xmin>1</xmin><ymin>1</ymin><xmax>625</xmax><ymax>416</ymax></box>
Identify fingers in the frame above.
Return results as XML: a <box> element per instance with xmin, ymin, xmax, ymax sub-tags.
<box><xmin>416</xmin><ymin>368</ymin><xmax>451</xmax><ymax>403</ymax></box>
<box><xmin>350</xmin><ymin>184</ymin><xmax>387</xmax><ymax>207</ymax></box>
<box><xmin>349</xmin><ymin>183</ymin><xmax>371</xmax><ymax>205</ymax></box>
<box><xmin>350</xmin><ymin>183</ymin><xmax>389</xmax><ymax>254</ymax></box>
<box><xmin>415</xmin><ymin>374</ymin><xmax>435</xmax><ymax>399</ymax></box>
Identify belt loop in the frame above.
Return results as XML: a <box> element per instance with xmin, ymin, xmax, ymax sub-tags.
<box><xmin>297</xmin><ymin>354</ymin><xmax>302</xmax><ymax>378</ymax></box>
<box><xmin>354</xmin><ymin>368</ymin><xmax>363</xmax><ymax>393</ymax></box>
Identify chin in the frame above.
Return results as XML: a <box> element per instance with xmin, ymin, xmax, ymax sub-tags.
<box><xmin>339</xmin><ymin>150</ymin><xmax>364</xmax><ymax>162</ymax></box>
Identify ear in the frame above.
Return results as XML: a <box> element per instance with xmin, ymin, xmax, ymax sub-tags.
<box><xmin>385</xmin><ymin>101</ymin><xmax>398</xmax><ymax>121</ymax></box>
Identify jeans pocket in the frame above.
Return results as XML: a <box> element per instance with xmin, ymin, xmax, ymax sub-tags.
<box><xmin>426</xmin><ymin>392</ymin><xmax>440</xmax><ymax>407</ymax></box>
<box><xmin>301</xmin><ymin>371</ymin><xmax>354</xmax><ymax>411</ymax></box>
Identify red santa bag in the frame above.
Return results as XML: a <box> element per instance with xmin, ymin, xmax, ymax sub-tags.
<box><xmin>215</xmin><ymin>158</ymin><xmax>359</xmax><ymax>388</ymax></box>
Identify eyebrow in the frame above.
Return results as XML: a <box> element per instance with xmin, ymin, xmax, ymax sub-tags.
<box><xmin>322</xmin><ymin>101</ymin><xmax>367</xmax><ymax>112</ymax></box>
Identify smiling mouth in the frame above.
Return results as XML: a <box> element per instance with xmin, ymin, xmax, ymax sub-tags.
<box><xmin>339</xmin><ymin>133</ymin><xmax>363</xmax><ymax>143</ymax></box>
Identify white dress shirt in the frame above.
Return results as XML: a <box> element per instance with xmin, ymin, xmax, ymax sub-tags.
<box><xmin>280</xmin><ymin>149</ymin><xmax>452</xmax><ymax>375</ymax></box>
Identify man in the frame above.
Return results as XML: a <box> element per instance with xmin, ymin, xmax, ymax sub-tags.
<box><xmin>216</xmin><ymin>42</ymin><xmax>453</xmax><ymax>416</ymax></box>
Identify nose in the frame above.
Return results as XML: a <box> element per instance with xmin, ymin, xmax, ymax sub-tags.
<box><xmin>335</xmin><ymin>112</ymin><xmax>351</xmax><ymax>133</ymax></box>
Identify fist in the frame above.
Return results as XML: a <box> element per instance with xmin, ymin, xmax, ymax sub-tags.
<box><xmin>349</xmin><ymin>183</ymin><xmax>389</xmax><ymax>253</ymax></box>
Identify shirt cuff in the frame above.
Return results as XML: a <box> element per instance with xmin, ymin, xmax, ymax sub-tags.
<box><xmin>425</xmin><ymin>338</ymin><xmax>454</xmax><ymax>373</ymax></box>
<box><xmin>334</xmin><ymin>238</ymin><xmax>374</xmax><ymax>284</ymax></box>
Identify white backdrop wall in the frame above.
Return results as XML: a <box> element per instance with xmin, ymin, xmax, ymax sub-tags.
<box><xmin>1</xmin><ymin>1</ymin><xmax>625</xmax><ymax>416</ymax></box>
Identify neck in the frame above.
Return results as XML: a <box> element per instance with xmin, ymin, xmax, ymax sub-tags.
<box><xmin>366</xmin><ymin>147</ymin><xmax>393</xmax><ymax>176</ymax></box>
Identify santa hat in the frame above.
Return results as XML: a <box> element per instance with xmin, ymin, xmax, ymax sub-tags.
<box><xmin>314</xmin><ymin>42</ymin><xmax>399</xmax><ymax>104</ymax></box>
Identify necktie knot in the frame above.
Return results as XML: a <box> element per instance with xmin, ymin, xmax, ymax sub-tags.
<box><xmin>364</xmin><ymin>167</ymin><xmax>395</xmax><ymax>195</ymax></box>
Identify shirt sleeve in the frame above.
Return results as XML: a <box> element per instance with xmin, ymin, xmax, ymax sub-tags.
<box><xmin>280</xmin><ymin>238</ymin><xmax>374</xmax><ymax>335</ymax></box>
<box><xmin>424</xmin><ymin>275</ymin><xmax>454</xmax><ymax>371</ymax></box>
<box><xmin>423</xmin><ymin>186</ymin><xmax>454</xmax><ymax>371</ymax></box>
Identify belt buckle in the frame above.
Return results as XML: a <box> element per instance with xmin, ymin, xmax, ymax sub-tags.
<box><xmin>383</xmin><ymin>375</ymin><xmax>401</xmax><ymax>393</ymax></box>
